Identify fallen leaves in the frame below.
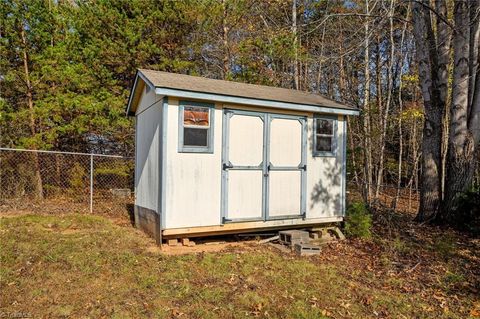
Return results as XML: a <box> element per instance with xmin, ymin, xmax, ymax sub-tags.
<box><xmin>470</xmin><ymin>302</ymin><xmax>480</xmax><ymax>317</ymax></box>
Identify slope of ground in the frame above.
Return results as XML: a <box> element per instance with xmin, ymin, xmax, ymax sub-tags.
<box><xmin>0</xmin><ymin>213</ymin><xmax>478</xmax><ymax>318</ymax></box>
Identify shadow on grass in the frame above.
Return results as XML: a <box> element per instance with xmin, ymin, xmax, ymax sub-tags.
<box><xmin>125</xmin><ymin>203</ymin><xmax>135</xmax><ymax>226</ymax></box>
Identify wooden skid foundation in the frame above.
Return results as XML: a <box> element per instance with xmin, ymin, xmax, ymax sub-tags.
<box><xmin>161</xmin><ymin>217</ymin><xmax>343</xmax><ymax>239</ymax></box>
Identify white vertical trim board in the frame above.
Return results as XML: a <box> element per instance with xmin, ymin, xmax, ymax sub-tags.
<box><xmin>342</xmin><ymin>116</ymin><xmax>348</xmax><ymax>216</ymax></box>
<box><xmin>160</xmin><ymin>97</ymin><xmax>168</xmax><ymax>229</ymax></box>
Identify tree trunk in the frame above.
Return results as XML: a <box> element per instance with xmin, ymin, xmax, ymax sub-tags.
<box><xmin>407</xmin><ymin>118</ymin><xmax>420</xmax><ymax>211</ymax></box>
<box><xmin>316</xmin><ymin>22</ymin><xmax>327</xmax><ymax>93</ymax></box>
<box><xmin>441</xmin><ymin>0</ymin><xmax>475</xmax><ymax>222</ymax></box>
<box><xmin>373</xmin><ymin>38</ymin><xmax>382</xmax><ymax>198</ymax></box>
<box><xmin>468</xmin><ymin>1</ymin><xmax>480</xmax><ymax>146</ymax></box>
<box><xmin>412</xmin><ymin>1</ymin><xmax>443</xmax><ymax>221</ymax></box>
<box><xmin>408</xmin><ymin>120</ymin><xmax>419</xmax><ymax>187</ymax></box>
<box><xmin>292</xmin><ymin>0</ymin><xmax>299</xmax><ymax>90</ymax></box>
<box><xmin>348</xmin><ymin>117</ymin><xmax>360</xmax><ymax>188</ymax></box>
<box><xmin>221</xmin><ymin>0</ymin><xmax>230</xmax><ymax>79</ymax></box>
<box><xmin>434</xmin><ymin>0</ymin><xmax>452</xmax><ymax>202</ymax></box>
<box><xmin>376</xmin><ymin>0</ymin><xmax>395</xmax><ymax>199</ymax></box>
<box><xmin>394</xmin><ymin>3</ymin><xmax>410</xmax><ymax>210</ymax></box>
<box><xmin>362</xmin><ymin>0</ymin><xmax>373</xmax><ymax>202</ymax></box>
<box><xmin>20</xmin><ymin>26</ymin><xmax>44</xmax><ymax>200</ymax></box>
<box><xmin>468</xmin><ymin>0</ymin><xmax>480</xmax><ymax>111</ymax></box>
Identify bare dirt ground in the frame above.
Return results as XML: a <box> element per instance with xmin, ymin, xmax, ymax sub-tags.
<box><xmin>0</xmin><ymin>209</ymin><xmax>479</xmax><ymax>318</ymax></box>
<box><xmin>149</xmin><ymin>240</ymin><xmax>256</xmax><ymax>256</ymax></box>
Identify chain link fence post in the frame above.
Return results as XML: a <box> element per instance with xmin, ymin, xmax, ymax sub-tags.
<box><xmin>90</xmin><ymin>154</ymin><xmax>94</xmax><ymax>214</ymax></box>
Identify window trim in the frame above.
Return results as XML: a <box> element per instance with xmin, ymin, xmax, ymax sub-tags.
<box><xmin>313</xmin><ymin>114</ymin><xmax>337</xmax><ymax>157</ymax></box>
<box><xmin>178</xmin><ymin>100</ymin><xmax>215</xmax><ymax>153</ymax></box>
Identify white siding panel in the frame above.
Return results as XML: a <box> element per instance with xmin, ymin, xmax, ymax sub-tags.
<box><xmin>306</xmin><ymin>116</ymin><xmax>344</xmax><ymax>218</ymax></box>
<box><xmin>135</xmin><ymin>89</ymin><xmax>162</xmax><ymax>212</ymax></box>
<box><xmin>165</xmin><ymin>98</ymin><xmax>222</xmax><ymax>228</ymax></box>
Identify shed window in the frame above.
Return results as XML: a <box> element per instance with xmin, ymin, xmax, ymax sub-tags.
<box><xmin>179</xmin><ymin>102</ymin><xmax>214</xmax><ymax>153</ymax></box>
<box><xmin>313</xmin><ymin>116</ymin><xmax>337</xmax><ymax>156</ymax></box>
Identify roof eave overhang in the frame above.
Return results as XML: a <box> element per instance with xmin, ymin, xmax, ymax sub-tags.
<box><xmin>154</xmin><ymin>87</ymin><xmax>360</xmax><ymax>116</ymax></box>
<box><xmin>125</xmin><ymin>71</ymin><xmax>157</xmax><ymax>116</ymax></box>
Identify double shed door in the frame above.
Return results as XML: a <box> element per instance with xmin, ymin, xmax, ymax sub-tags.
<box><xmin>222</xmin><ymin>109</ymin><xmax>307</xmax><ymax>223</ymax></box>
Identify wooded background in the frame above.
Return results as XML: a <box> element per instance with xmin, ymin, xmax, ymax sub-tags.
<box><xmin>1</xmin><ymin>0</ymin><xmax>479</xmax><ymax>227</ymax></box>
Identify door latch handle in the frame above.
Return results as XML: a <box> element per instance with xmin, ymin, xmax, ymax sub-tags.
<box><xmin>264</xmin><ymin>164</ymin><xmax>271</xmax><ymax>177</ymax></box>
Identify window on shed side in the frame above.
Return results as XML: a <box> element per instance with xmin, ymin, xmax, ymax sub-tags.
<box><xmin>179</xmin><ymin>102</ymin><xmax>214</xmax><ymax>153</ymax></box>
<box><xmin>184</xmin><ymin>106</ymin><xmax>209</xmax><ymax>146</ymax></box>
<box><xmin>313</xmin><ymin>117</ymin><xmax>336</xmax><ymax>156</ymax></box>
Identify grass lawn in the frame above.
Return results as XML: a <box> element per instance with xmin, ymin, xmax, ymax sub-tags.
<box><xmin>0</xmin><ymin>213</ymin><xmax>478</xmax><ymax>318</ymax></box>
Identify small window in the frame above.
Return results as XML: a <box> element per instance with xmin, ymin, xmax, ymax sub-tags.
<box><xmin>179</xmin><ymin>101</ymin><xmax>214</xmax><ymax>153</ymax></box>
<box><xmin>313</xmin><ymin>116</ymin><xmax>336</xmax><ymax>156</ymax></box>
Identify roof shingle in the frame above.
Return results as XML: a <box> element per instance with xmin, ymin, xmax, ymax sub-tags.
<box><xmin>137</xmin><ymin>69</ymin><xmax>357</xmax><ymax>111</ymax></box>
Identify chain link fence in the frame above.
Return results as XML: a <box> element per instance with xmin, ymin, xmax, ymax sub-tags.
<box><xmin>0</xmin><ymin>148</ymin><xmax>134</xmax><ymax>219</ymax></box>
<box><xmin>347</xmin><ymin>181</ymin><xmax>420</xmax><ymax>214</ymax></box>
<box><xmin>1</xmin><ymin>147</ymin><xmax>422</xmax><ymax>220</ymax></box>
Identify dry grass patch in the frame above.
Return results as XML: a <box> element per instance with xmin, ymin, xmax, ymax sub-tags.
<box><xmin>0</xmin><ymin>213</ymin><xmax>478</xmax><ymax>318</ymax></box>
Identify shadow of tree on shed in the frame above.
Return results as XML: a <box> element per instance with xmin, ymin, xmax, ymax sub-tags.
<box><xmin>308</xmin><ymin>123</ymin><xmax>343</xmax><ymax>213</ymax></box>
<box><xmin>310</xmin><ymin>158</ymin><xmax>342</xmax><ymax>212</ymax></box>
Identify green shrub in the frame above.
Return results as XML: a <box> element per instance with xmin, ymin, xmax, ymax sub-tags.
<box><xmin>452</xmin><ymin>186</ymin><xmax>480</xmax><ymax>234</ymax></box>
<box><xmin>344</xmin><ymin>202</ymin><xmax>372</xmax><ymax>239</ymax></box>
<box><xmin>69</xmin><ymin>162</ymin><xmax>86</xmax><ymax>196</ymax></box>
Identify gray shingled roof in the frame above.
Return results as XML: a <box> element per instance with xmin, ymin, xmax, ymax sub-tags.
<box><xmin>137</xmin><ymin>69</ymin><xmax>357</xmax><ymax>112</ymax></box>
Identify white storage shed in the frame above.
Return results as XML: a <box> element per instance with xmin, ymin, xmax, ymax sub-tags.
<box><xmin>126</xmin><ymin>69</ymin><xmax>359</xmax><ymax>243</ymax></box>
